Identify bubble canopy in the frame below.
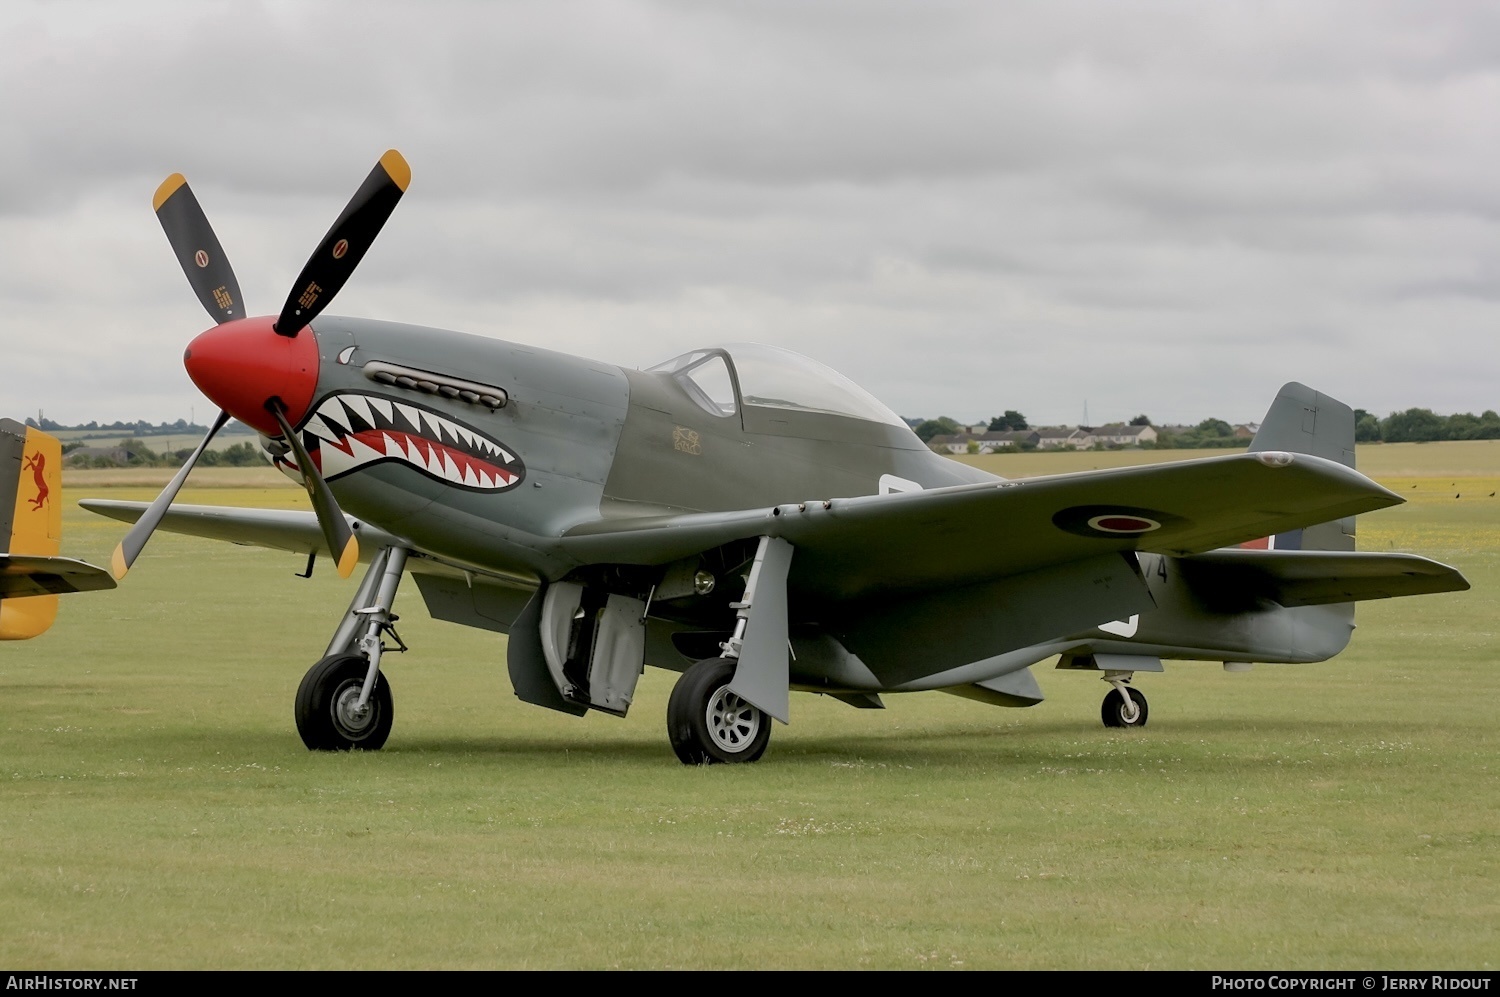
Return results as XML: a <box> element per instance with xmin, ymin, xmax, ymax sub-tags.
<box><xmin>646</xmin><ymin>343</ymin><xmax>907</xmax><ymax>427</ymax></box>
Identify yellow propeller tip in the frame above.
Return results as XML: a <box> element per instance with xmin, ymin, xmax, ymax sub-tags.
<box><xmin>110</xmin><ymin>545</ymin><xmax>129</xmax><ymax>581</ymax></box>
<box><xmin>336</xmin><ymin>538</ymin><xmax>360</xmax><ymax>579</ymax></box>
<box><xmin>152</xmin><ymin>173</ymin><xmax>187</xmax><ymax>213</ymax></box>
<box><xmin>379</xmin><ymin>150</ymin><xmax>411</xmax><ymax>192</ymax></box>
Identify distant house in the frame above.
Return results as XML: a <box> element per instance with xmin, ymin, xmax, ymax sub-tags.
<box><xmin>927</xmin><ymin>434</ymin><xmax>974</xmax><ymax>454</ymax></box>
<box><xmin>1034</xmin><ymin>424</ymin><xmax>1156</xmax><ymax>449</ymax></box>
<box><xmin>976</xmin><ymin>430</ymin><xmax>1040</xmax><ymax>452</ymax></box>
<box><xmin>1035</xmin><ymin>427</ymin><xmax>1082</xmax><ymax>449</ymax></box>
<box><xmin>1089</xmin><ymin>424</ymin><xmax>1158</xmax><ymax>446</ymax></box>
<box><xmin>1233</xmin><ymin>423</ymin><xmax>1260</xmax><ymax>439</ymax></box>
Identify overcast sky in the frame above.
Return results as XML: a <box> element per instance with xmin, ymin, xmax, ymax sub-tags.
<box><xmin>4</xmin><ymin>0</ymin><xmax>1499</xmax><ymax>428</ymax></box>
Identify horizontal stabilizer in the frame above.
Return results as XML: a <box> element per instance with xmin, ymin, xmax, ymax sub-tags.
<box><xmin>1179</xmin><ymin>549</ymin><xmax>1469</xmax><ymax>607</ymax></box>
<box><xmin>1</xmin><ymin>554</ymin><xmax>117</xmax><ymax>598</ymax></box>
<box><xmin>941</xmin><ymin>666</ymin><xmax>1045</xmax><ymax>708</ymax></box>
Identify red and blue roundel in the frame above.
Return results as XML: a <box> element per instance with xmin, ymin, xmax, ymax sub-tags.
<box><xmin>1053</xmin><ymin>505</ymin><xmax>1186</xmax><ymax>539</ymax></box>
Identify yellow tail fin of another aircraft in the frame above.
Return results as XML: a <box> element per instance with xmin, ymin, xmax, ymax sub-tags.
<box><xmin>1</xmin><ymin>419</ymin><xmax>114</xmax><ymax>639</ymax></box>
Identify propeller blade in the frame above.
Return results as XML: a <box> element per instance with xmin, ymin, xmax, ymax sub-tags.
<box><xmin>268</xmin><ymin>403</ymin><xmax>359</xmax><ymax>578</ymax></box>
<box><xmin>111</xmin><ymin>409</ymin><xmax>231</xmax><ymax>580</ymax></box>
<box><xmin>153</xmin><ymin>175</ymin><xmax>245</xmax><ymax>325</ymax></box>
<box><xmin>275</xmin><ymin>149</ymin><xmax>410</xmax><ymax>338</ymax></box>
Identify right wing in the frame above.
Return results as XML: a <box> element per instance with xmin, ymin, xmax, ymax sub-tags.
<box><xmin>561</xmin><ymin>451</ymin><xmax>1402</xmax><ymax>601</ymax></box>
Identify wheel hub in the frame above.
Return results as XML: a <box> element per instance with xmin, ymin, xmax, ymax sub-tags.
<box><xmin>333</xmin><ymin>682</ymin><xmax>376</xmax><ymax>736</ymax></box>
<box><xmin>705</xmin><ymin>685</ymin><xmax>762</xmax><ymax>753</ymax></box>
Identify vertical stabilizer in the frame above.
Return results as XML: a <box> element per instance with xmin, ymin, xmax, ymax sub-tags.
<box><xmin>1</xmin><ymin>419</ymin><xmax>62</xmax><ymax>638</ymax></box>
<box><xmin>1246</xmin><ymin>383</ymin><xmax>1356</xmax><ymax>552</ymax></box>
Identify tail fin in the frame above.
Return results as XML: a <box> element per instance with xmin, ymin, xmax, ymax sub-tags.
<box><xmin>2</xmin><ymin>418</ymin><xmax>62</xmax><ymax>638</ymax></box>
<box><xmin>0</xmin><ymin>419</ymin><xmax>114</xmax><ymax>639</ymax></box>
<box><xmin>1245</xmin><ymin>383</ymin><xmax>1356</xmax><ymax>552</ymax></box>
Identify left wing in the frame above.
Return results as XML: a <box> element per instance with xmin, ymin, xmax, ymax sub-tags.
<box><xmin>78</xmin><ymin>500</ymin><xmax>533</xmax><ymax>589</ymax></box>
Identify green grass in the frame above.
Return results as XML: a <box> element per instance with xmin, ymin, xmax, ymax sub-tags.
<box><xmin>1</xmin><ymin>447</ymin><xmax>1497</xmax><ymax>969</ymax></box>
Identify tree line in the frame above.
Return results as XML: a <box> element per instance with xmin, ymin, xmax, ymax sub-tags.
<box><xmin>65</xmin><ymin>438</ymin><xmax>267</xmax><ymax>468</ymax></box>
<box><xmin>911</xmin><ymin>407</ymin><xmax>1500</xmax><ymax>448</ymax></box>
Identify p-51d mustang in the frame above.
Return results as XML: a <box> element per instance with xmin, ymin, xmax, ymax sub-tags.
<box><xmin>84</xmin><ymin>150</ymin><xmax>1468</xmax><ymax>763</ymax></box>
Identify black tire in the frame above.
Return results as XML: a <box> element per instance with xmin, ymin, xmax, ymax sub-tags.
<box><xmin>295</xmin><ymin>653</ymin><xmax>394</xmax><ymax>750</ymax></box>
<box><xmin>1101</xmin><ymin>686</ymin><xmax>1148</xmax><ymax>728</ymax></box>
<box><xmin>666</xmin><ymin>657</ymin><xmax>771</xmax><ymax>765</ymax></box>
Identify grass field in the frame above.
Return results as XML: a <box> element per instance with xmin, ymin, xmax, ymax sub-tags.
<box><xmin>3</xmin><ymin>445</ymin><xmax>1497</xmax><ymax>969</ymax></box>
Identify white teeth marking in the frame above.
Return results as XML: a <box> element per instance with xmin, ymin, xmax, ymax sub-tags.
<box><xmin>303</xmin><ymin>414</ymin><xmax>338</xmax><ymax>442</ymax></box>
<box><xmin>342</xmin><ymin>394</ymin><xmax>373</xmax><ymax>426</ymax></box>
<box><xmin>395</xmin><ymin>402</ymin><xmax>422</xmax><ymax>432</ymax></box>
<box><xmin>402</xmin><ymin>437</ymin><xmax>425</xmax><ymax>466</ymax></box>
<box><xmin>318</xmin><ymin>405</ymin><xmax>350</xmax><ymax>438</ymax></box>
<box><xmin>349</xmin><ymin>435</ymin><xmax>385</xmax><ymax>471</ymax></box>
<box><xmin>318</xmin><ymin>393</ymin><xmax>516</xmax><ymax>488</ymax></box>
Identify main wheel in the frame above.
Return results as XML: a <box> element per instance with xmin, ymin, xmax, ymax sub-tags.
<box><xmin>295</xmin><ymin>653</ymin><xmax>394</xmax><ymax>750</ymax></box>
<box><xmin>1101</xmin><ymin>686</ymin><xmax>1148</xmax><ymax>728</ymax></box>
<box><xmin>666</xmin><ymin>657</ymin><xmax>771</xmax><ymax>765</ymax></box>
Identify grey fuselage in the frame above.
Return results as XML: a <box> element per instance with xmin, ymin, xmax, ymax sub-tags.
<box><xmin>287</xmin><ymin>316</ymin><xmax>1347</xmax><ymax>692</ymax></box>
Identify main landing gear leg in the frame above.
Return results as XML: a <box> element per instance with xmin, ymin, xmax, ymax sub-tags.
<box><xmin>667</xmin><ymin>536</ymin><xmax>791</xmax><ymax>765</ymax></box>
<box><xmin>295</xmin><ymin>546</ymin><xmax>409</xmax><ymax>750</ymax></box>
<box><xmin>1100</xmin><ymin>670</ymin><xmax>1148</xmax><ymax>728</ymax></box>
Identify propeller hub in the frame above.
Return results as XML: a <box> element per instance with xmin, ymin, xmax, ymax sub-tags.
<box><xmin>184</xmin><ymin>316</ymin><xmax>320</xmax><ymax>434</ymax></box>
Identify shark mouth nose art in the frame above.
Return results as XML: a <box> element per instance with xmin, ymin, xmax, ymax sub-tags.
<box><xmin>274</xmin><ymin>392</ymin><xmax>525</xmax><ymax>492</ymax></box>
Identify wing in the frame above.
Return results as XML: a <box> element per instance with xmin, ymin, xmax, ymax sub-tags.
<box><xmin>562</xmin><ymin>451</ymin><xmax>1401</xmax><ymax>600</ymax></box>
<box><xmin>83</xmin><ymin>500</ymin><xmax>358</xmax><ymax>558</ymax></box>
<box><xmin>0</xmin><ymin>554</ymin><xmax>117</xmax><ymax>598</ymax></box>
<box><xmin>77</xmin><ymin>500</ymin><xmax>534</xmax><ymax>588</ymax></box>
<box><xmin>1178</xmin><ymin>549</ymin><xmax>1469</xmax><ymax>607</ymax></box>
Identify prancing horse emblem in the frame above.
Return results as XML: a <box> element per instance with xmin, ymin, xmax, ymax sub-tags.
<box><xmin>23</xmin><ymin>451</ymin><xmax>48</xmax><ymax>510</ymax></box>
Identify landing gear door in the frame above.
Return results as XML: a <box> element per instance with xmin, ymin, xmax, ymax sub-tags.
<box><xmin>540</xmin><ymin>582</ymin><xmax>647</xmax><ymax>716</ymax></box>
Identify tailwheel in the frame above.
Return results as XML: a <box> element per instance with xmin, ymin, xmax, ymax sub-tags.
<box><xmin>1101</xmin><ymin>685</ymin><xmax>1148</xmax><ymax>728</ymax></box>
<box><xmin>295</xmin><ymin>653</ymin><xmax>394</xmax><ymax>750</ymax></box>
<box><xmin>667</xmin><ymin>657</ymin><xmax>771</xmax><ymax>765</ymax></box>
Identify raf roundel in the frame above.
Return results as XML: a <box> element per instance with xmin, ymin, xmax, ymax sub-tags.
<box><xmin>1087</xmin><ymin>514</ymin><xmax>1161</xmax><ymax>535</ymax></box>
<box><xmin>194</xmin><ymin>249</ymin><xmax>209</xmax><ymax>268</ymax></box>
<box><xmin>332</xmin><ymin>239</ymin><xmax>350</xmax><ymax>260</ymax></box>
<box><xmin>1052</xmin><ymin>504</ymin><xmax>1186</xmax><ymax>539</ymax></box>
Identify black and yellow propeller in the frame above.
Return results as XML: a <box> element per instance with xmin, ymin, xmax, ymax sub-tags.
<box><xmin>111</xmin><ymin>151</ymin><xmax>411</xmax><ymax>582</ymax></box>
